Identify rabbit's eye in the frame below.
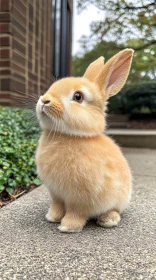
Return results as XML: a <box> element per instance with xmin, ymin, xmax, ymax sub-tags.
<box><xmin>73</xmin><ymin>92</ymin><xmax>83</xmax><ymax>103</ymax></box>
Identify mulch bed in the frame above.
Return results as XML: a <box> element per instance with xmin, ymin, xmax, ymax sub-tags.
<box><xmin>0</xmin><ymin>184</ymin><xmax>38</xmax><ymax>208</ymax></box>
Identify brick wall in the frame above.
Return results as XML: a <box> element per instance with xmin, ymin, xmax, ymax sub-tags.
<box><xmin>0</xmin><ymin>0</ymin><xmax>52</xmax><ymax>106</ymax></box>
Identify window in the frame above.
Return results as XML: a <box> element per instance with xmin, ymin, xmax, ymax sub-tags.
<box><xmin>52</xmin><ymin>0</ymin><xmax>72</xmax><ymax>79</ymax></box>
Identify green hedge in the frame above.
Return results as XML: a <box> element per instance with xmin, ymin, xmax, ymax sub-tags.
<box><xmin>108</xmin><ymin>82</ymin><xmax>156</xmax><ymax>115</ymax></box>
<box><xmin>0</xmin><ymin>106</ymin><xmax>41</xmax><ymax>195</ymax></box>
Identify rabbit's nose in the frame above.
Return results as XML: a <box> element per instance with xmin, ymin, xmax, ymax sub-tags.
<box><xmin>41</xmin><ymin>99</ymin><xmax>51</xmax><ymax>105</ymax></box>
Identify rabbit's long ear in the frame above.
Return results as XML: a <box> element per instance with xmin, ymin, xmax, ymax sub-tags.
<box><xmin>83</xmin><ymin>56</ymin><xmax>105</xmax><ymax>82</ymax></box>
<box><xmin>95</xmin><ymin>49</ymin><xmax>134</xmax><ymax>98</ymax></box>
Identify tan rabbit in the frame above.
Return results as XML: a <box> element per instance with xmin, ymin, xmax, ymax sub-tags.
<box><xmin>36</xmin><ymin>49</ymin><xmax>134</xmax><ymax>233</ymax></box>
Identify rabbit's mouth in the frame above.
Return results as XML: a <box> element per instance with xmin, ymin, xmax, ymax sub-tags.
<box><xmin>37</xmin><ymin>105</ymin><xmax>49</xmax><ymax>120</ymax></box>
<box><xmin>41</xmin><ymin>104</ymin><xmax>45</xmax><ymax>113</ymax></box>
<box><xmin>40</xmin><ymin>104</ymin><xmax>48</xmax><ymax>116</ymax></box>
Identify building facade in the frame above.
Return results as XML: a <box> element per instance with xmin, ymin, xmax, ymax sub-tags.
<box><xmin>0</xmin><ymin>0</ymin><xmax>73</xmax><ymax>106</ymax></box>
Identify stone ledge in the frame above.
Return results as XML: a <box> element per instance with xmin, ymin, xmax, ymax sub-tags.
<box><xmin>106</xmin><ymin>129</ymin><xmax>156</xmax><ymax>148</ymax></box>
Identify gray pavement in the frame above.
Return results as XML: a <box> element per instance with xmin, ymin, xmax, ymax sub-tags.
<box><xmin>0</xmin><ymin>148</ymin><xmax>156</xmax><ymax>280</ymax></box>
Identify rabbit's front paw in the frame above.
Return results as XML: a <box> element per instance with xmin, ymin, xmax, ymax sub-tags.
<box><xmin>58</xmin><ymin>224</ymin><xmax>82</xmax><ymax>233</ymax></box>
<box><xmin>97</xmin><ymin>210</ymin><xmax>121</xmax><ymax>228</ymax></box>
<box><xmin>45</xmin><ymin>211</ymin><xmax>61</xmax><ymax>223</ymax></box>
<box><xmin>58</xmin><ymin>213</ymin><xmax>86</xmax><ymax>233</ymax></box>
<box><xmin>45</xmin><ymin>203</ymin><xmax>65</xmax><ymax>223</ymax></box>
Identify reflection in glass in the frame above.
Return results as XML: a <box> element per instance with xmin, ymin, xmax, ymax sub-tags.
<box><xmin>52</xmin><ymin>0</ymin><xmax>72</xmax><ymax>78</ymax></box>
<box><xmin>54</xmin><ymin>0</ymin><xmax>61</xmax><ymax>78</ymax></box>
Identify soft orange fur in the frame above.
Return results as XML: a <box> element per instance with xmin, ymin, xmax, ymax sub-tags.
<box><xmin>36</xmin><ymin>49</ymin><xmax>134</xmax><ymax>232</ymax></box>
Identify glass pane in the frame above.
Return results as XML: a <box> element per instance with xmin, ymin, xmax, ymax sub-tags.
<box><xmin>54</xmin><ymin>0</ymin><xmax>61</xmax><ymax>78</ymax></box>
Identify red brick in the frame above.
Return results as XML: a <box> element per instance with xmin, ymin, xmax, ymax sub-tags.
<box><xmin>1</xmin><ymin>78</ymin><xmax>10</xmax><ymax>90</ymax></box>
<box><xmin>0</xmin><ymin>69</ymin><xmax>10</xmax><ymax>75</ymax></box>
<box><xmin>28</xmin><ymin>61</ymin><xmax>32</xmax><ymax>71</ymax></box>
<box><xmin>13</xmin><ymin>0</ymin><xmax>26</xmax><ymax>15</ymax></box>
<box><xmin>29</xmin><ymin>22</ymin><xmax>33</xmax><ymax>33</ymax></box>
<box><xmin>0</xmin><ymin>23</ymin><xmax>10</xmax><ymax>33</ymax></box>
<box><xmin>0</xmin><ymin>49</ymin><xmax>10</xmax><ymax>59</ymax></box>
<box><xmin>40</xmin><ymin>85</ymin><xmax>47</xmax><ymax>92</ymax></box>
<box><xmin>0</xmin><ymin>60</ymin><xmax>10</xmax><ymax>67</ymax></box>
<box><xmin>36</xmin><ymin>1</ymin><xmax>39</xmax><ymax>10</ymax></box>
<box><xmin>0</xmin><ymin>93</ymin><xmax>10</xmax><ymax>99</ymax></box>
<box><xmin>12</xmin><ymin>62</ymin><xmax>25</xmax><ymax>74</ymax></box>
<box><xmin>13</xmin><ymin>38</ymin><xmax>25</xmax><ymax>55</ymax></box>
<box><xmin>35</xmin><ymin>59</ymin><xmax>38</xmax><ymax>73</ymax></box>
<box><xmin>12</xmin><ymin>5</ymin><xmax>26</xmax><ymax>26</ymax></box>
<box><xmin>11</xmin><ymin>79</ymin><xmax>25</xmax><ymax>93</ymax></box>
<box><xmin>29</xmin><ymin>3</ymin><xmax>33</xmax><ymax>22</ymax></box>
<box><xmin>12</xmin><ymin>50</ymin><xmax>25</xmax><ymax>66</ymax></box>
<box><xmin>28</xmin><ymin>80</ymin><xmax>33</xmax><ymax>87</ymax></box>
<box><xmin>35</xmin><ymin>40</ymin><xmax>39</xmax><ymax>53</ymax></box>
<box><xmin>11</xmin><ymin>17</ymin><xmax>26</xmax><ymax>34</ymax></box>
<box><xmin>0</xmin><ymin>36</ymin><xmax>10</xmax><ymax>46</ymax></box>
<box><xmin>11</xmin><ymin>98</ymin><xmax>23</xmax><ymax>107</ymax></box>
<box><xmin>28</xmin><ymin>72</ymin><xmax>38</xmax><ymax>81</ymax></box>
<box><xmin>0</xmin><ymin>93</ymin><xmax>11</xmax><ymax>100</ymax></box>
<box><xmin>0</xmin><ymin>13</ymin><xmax>10</xmax><ymax>22</ymax></box>
<box><xmin>12</xmin><ymin>72</ymin><xmax>25</xmax><ymax>82</ymax></box>
<box><xmin>0</xmin><ymin>0</ymin><xmax>53</xmax><ymax>107</ymax></box>
<box><xmin>40</xmin><ymin>57</ymin><xmax>44</xmax><ymax>67</ymax></box>
<box><xmin>11</xmin><ymin>95</ymin><xmax>28</xmax><ymax>106</ymax></box>
<box><xmin>0</xmin><ymin>102</ymin><xmax>10</xmax><ymax>106</ymax></box>
<box><xmin>0</xmin><ymin>0</ymin><xmax>10</xmax><ymax>12</ymax></box>
<box><xmin>29</xmin><ymin>33</ymin><xmax>33</xmax><ymax>41</ymax></box>
<box><xmin>12</xmin><ymin>25</ymin><xmax>26</xmax><ymax>43</ymax></box>
<box><xmin>28</xmin><ymin>44</ymin><xmax>32</xmax><ymax>59</ymax></box>
<box><xmin>41</xmin><ymin>78</ymin><xmax>47</xmax><ymax>85</ymax></box>
<box><xmin>35</xmin><ymin>84</ymin><xmax>39</xmax><ymax>94</ymax></box>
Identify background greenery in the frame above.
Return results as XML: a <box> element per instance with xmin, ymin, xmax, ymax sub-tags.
<box><xmin>0</xmin><ymin>106</ymin><xmax>40</xmax><ymax>196</ymax></box>
<box><xmin>73</xmin><ymin>0</ymin><xmax>156</xmax><ymax>114</ymax></box>
<box><xmin>108</xmin><ymin>82</ymin><xmax>156</xmax><ymax>115</ymax></box>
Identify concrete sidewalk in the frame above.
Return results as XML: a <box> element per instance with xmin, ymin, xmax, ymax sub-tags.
<box><xmin>0</xmin><ymin>149</ymin><xmax>156</xmax><ymax>280</ymax></box>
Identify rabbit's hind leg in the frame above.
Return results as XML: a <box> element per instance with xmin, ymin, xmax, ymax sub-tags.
<box><xmin>97</xmin><ymin>210</ymin><xmax>121</xmax><ymax>228</ymax></box>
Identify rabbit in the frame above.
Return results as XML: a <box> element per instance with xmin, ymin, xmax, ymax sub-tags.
<box><xmin>35</xmin><ymin>49</ymin><xmax>134</xmax><ymax>233</ymax></box>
